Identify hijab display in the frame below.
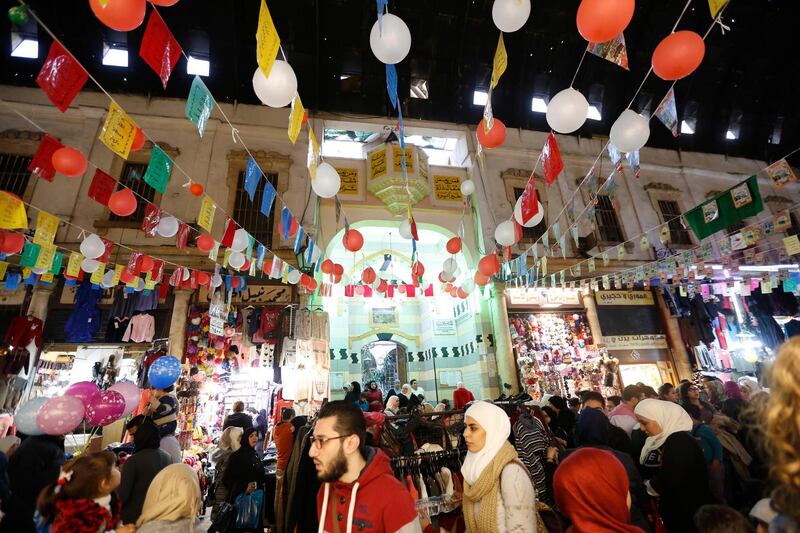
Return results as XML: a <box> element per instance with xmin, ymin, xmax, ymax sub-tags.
<box><xmin>634</xmin><ymin>399</ymin><xmax>693</xmax><ymax>463</ymax></box>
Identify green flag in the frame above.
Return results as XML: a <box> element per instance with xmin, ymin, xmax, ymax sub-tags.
<box><xmin>684</xmin><ymin>176</ymin><xmax>763</xmax><ymax>240</ymax></box>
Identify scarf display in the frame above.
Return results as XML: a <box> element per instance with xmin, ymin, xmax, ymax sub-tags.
<box><xmin>463</xmin><ymin>441</ymin><xmax>518</xmax><ymax>533</ymax></box>
<box><xmin>634</xmin><ymin>399</ymin><xmax>693</xmax><ymax>464</ymax></box>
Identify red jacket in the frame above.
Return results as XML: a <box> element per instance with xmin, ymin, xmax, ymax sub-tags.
<box><xmin>52</xmin><ymin>495</ymin><xmax>121</xmax><ymax>533</ymax></box>
<box><xmin>316</xmin><ymin>448</ymin><xmax>418</xmax><ymax>533</ymax></box>
<box><xmin>453</xmin><ymin>387</ymin><xmax>475</xmax><ymax>409</ymax></box>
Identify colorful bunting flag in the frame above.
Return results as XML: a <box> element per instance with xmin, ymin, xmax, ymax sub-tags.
<box><xmin>28</xmin><ymin>134</ymin><xmax>63</xmax><ymax>182</ymax></box>
<box><xmin>245</xmin><ymin>157</ymin><xmax>261</xmax><ymax>201</ymax></box>
<box><xmin>143</xmin><ymin>145</ymin><xmax>172</xmax><ymax>194</ymax></box>
<box><xmin>491</xmin><ymin>34</ymin><xmax>508</xmax><ymax>89</ymax></box>
<box><xmin>197</xmin><ymin>196</ymin><xmax>216</xmax><ymax>233</ymax></box>
<box><xmin>280</xmin><ymin>207</ymin><xmax>299</xmax><ymax>240</ymax></box>
<box><xmin>141</xmin><ymin>203</ymin><xmax>161</xmax><ymax>236</ymax></box>
<box><xmin>33</xmin><ymin>210</ymin><xmax>59</xmax><ymax>246</ymax></box>
<box><xmin>307</xmin><ymin>127</ymin><xmax>320</xmax><ymax>180</ymax></box>
<box><xmin>66</xmin><ymin>252</ymin><xmax>83</xmax><ymax>278</ymax></box>
<box><xmin>0</xmin><ymin>192</ymin><xmax>28</xmax><ymax>229</ymax></box>
<box><xmin>288</xmin><ymin>96</ymin><xmax>305</xmax><ymax>144</ymax></box>
<box><xmin>185</xmin><ymin>76</ymin><xmax>215</xmax><ymax>137</ymax></box>
<box><xmin>36</xmin><ymin>41</ymin><xmax>88</xmax><ymax>113</ymax></box>
<box><xmin>542</xmin><ymin>133</ymin><xmax>564</xmax><ymax>186</ymax></box>
<box><xmin>625</xmin><ymin>151</ymin><xmax>641</xmax><ymax>179</ymax></box>
<box><xmin>20</xmin><ymin>242</ymin><xmax>40</xmax><ymax>267</ymax></box>
<box><xmin>684</xmin><ymin>176</ymin><xmax>764</xmax><ymax>240</ymax></box>
<box><xmin>765</xmin><ymin>159</ymin><xmax>797</xmax><ymax>189</ymax></box>
<box><xmin>260</xmin><ymin>181</ymin><xmax>277</xmax><ymax>217</ymax></box>
<box><xmin>98</xmin><ymin>101</ymin><xmax>137</xmax><ymax>159</ymax></box>
<box><xmin>709</xmin><ymin>0</ymin><xmax>728</xmax><ymax>18</ymax></box>
<box><xmin>587</xmin><ymin>33</ymin><xmax>629</xmax><ymax>70</ymax></box>
<box><xmin>139</xmin><ymin>10</ymin><xmax>182</xmax><ymax>89</ymax></box>
<box><xmin>655</xmin><ymin>88</ymin><xmax>679</xmax><ymax>137</ymax></box>
<box><xmin>256</xmin><ymin>0</ymin><xmax>281</xmax><ymax>79</ymax></box>
<box><xmin>88</xmin><ymin>168</ymin><xmax>117</xmax><ymax>206</ymax></box>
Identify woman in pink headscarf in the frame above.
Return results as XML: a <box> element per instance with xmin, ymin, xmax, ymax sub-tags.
<box><xmin>724</xmin><ymin>381</ymin><xmax>744</xmax><ymax>401</ymax></box>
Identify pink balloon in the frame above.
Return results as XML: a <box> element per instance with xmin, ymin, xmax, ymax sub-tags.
<box><xmin>37</xmin><ymin>395</ymin><xmax>85</xmax><ymax>436</ymax></box>
<box><xmin>65</xmin><ymin>381</ymin><xmax>101</xmax><ymax>408</ymax></box>
<box><xmin>108</xmin><ymin>381</ymin><xmax>141</xmax><ymax>417</ymax></box>
<box><xmin>86</xmin><ymin>390</ymin><xmax>126</xmax><ymax>426</ymax></box>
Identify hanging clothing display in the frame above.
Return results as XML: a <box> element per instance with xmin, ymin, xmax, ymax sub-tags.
<box><xmin>4</xmin><ymin>315</ymin><xmax>43</xmax><ymax>349</ymax></box>
<box><xmin>64</xmin><ymin>281</ymin><xmax>103</xmax><ymax>342</ymax></box>
<box><xmin>122</xmin><ymin>313</ymin><xmax>155</xmax><ymax>343</ymax></box>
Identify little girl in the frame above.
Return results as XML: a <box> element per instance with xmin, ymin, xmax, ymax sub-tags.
<box><xmin>37</xmin><ymin>450</ymin><xmax>133</xmax><ymax>533</ymax></box>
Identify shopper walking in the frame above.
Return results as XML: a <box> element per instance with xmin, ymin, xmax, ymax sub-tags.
<box><xmin>384</xmin><ymin>395</ymin><xmax>400</xmax><ymax>416</ymax></box>
<box><xmin>658</xmin><ymin>383</ymin><xmax>678</xmax><ymax>402</ymax></box>
<box><xmin>609</xmin><ymin>385</ymin><xmax>644</xmax><ymax>437</ymax></box>
<box><xmin>461</xmin><ymin>401</ymin><xmax>537</xmax><ymax>533</ymax></box>
<box><xmin>384</xmin><ymin>380</ymin><xmax>402</xmax><ymax>405</ymax></box>
<box><xmin>310</xmin><ymin>401</ymin><xmax>421</xmax><ymax>533</ymax></box>
<box><xmin>453</xmin><ymin>381</ymin><xmax>476</xmax><ymax>409</ymax></box>
<box><xmin>222</xmin><ymin>427</ymin><xmax>266</xmax><ymax>532</ymax></box>
<box><xmin>148</xmin><ymin>384</ymin><xmax>182</xmax><ymax>463</ymax></box>
<box><xmin>223</xmin><ymin>401</ymin><xmax>254</xmax><ymax>431</ymax></box>
<box><xmin>679</xmin><ymin>381</ymin><xmax>716</xmax><ymax>424</ymax></box>
<box><xmin>254</xmin><ymin>409</ymin><xmax>269</xmax><ymax>457</ymax></box>
<box><xmin>135</xmin><ymin>464</ymin><xmax>202</xmax><ymax>533</ymax></box>
<box><xmin>273</xmin><ymin>408</ymin><xmax>295</xmax><ymax>533</ymax></box>
<box><xmin>118</xmin><ymin>419</ymin><xmax>172</xmax><ymax>525</ymax></box>
<box><xmin>554</xmin><ymin>447</ymin><xmax>645</xmax><ymax>533</ymax></box>
<box><xmin>209</xmin><ymin>426</ymin><xmax>243</xmax><ymax>524</ymax></box>
<box><xmin>364</xmin><ymin>381</ymin><xmax>384</xmax><ymax>411</ymax></box>
<box><xmin>702</xmin><ymin>376</ymin><xmax>728</xmax><ymax>410</ymax></box>
<box><xmin>635</xmin><ymin>399</ymin><xmax>713</xmax><ymax>532</ymax></box>
<box><xmin>683</xmin><ymin>403</ymin><xmax>726</xmax><ymax>504</ymax></box>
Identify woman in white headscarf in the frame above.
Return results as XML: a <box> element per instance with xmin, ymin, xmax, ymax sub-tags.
<box><xmin>737</xmin><ymin>375</ymin><xmax>763</xmax><ymax>401</ymax></box>
<box><xmin>635</xmin><ymin>399</ymin><xmax>713</xmax><ymax>533</ymax></box>
<box><xmin>461</xmin><ymin>401</ymin><xmax>536</xmax><ymax>533</ymax></box>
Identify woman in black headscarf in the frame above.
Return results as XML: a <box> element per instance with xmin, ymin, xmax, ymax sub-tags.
<box><xmin>343</xmin><ymin>381</ymin><xmax>361</xmax><ymax>404</ymax></box>
<box><xmin>254</xmin><ymin>409</ymin><xmax>269</xmax><ymax>457</ymax></box>
<box><xmin>223</xmin><ymin>427</ymin><xmax>266</xmax><ymax>532</ymax></box>
<box><xmin>118</xmin><ymin>419</ymin><xmax>172</xmax><ymax>525</ymax></box>
<box><xmin>548</xmin><ymin>396</ymin><xmax>576</xmax><ymax>446</ymax></box>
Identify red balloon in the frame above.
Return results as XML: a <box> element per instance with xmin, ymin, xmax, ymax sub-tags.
<box><xmin>241</xmin><ymin>258</ymin><xmax>250</xmax><ymax>272</ymax></box>
<box><xmin>438</xmin><ymin>271</ymin><xmax>455</xmax><ymax>284</ymax></box>
<box><xmin>478</xmin><ymin>253</ymin><xmax>500</xmax><ymax>277</ymax></box>
<box><xmin>576</xmin><ymin>0</ymin><xmax>635</xmax><ymax>43</ymax></box>
<box><xmin>190</xmin><ymin>183</ymin><xmax>204</xmax><ymax>196</ymax></box>
<box><xmin>333</xmin><ymin>274</ymin><xmax>342</xmax><ymax>284</ymax></box>
<box><xmin>362</xmin><ymin>267</ymin><xmax>376</xmax><ymax>284</ymax></box>
<box><xmin>476</xmin><ymin>118</ymin><xmax>506</xmax><ymax>149</ymax></box>
<box><xmin>333</xmin><ymin>263</ymin><xmax>344</xmax><ymax>276</ymax></box>
<box><xmin>343</xmin><ymin>229</ymin><xmax>364</xmax><ymax>252</ymax></box>
<box><xmin>149</xmin><ymin>0</ymin><xmax>180</xmax><ymax>5</ymax></box>
<box><xmin>131</xmin><ymin>128</ymin><xmax>145</xmax><ymax>152</ymax></box>
<box><xmin>457</xmin><ymin>288</ymin><xmax>468</xmax><ymax>299</ymax></box>
<box><xmin>197</xmin><ymin>271</ymin><xmax>210</xmax><ymax>285</ymax></box>
<box><xmin>231</xmin><ymin>277</ymin><xmax>241</xmax><ymax>288</ymax></box>
<box><xmin>306</xmin><ymin>277</ymin><xmax>318</xmax><ymax>291</ymax></box>
<box><xmin>321</xmin><ymin>259</ymin><xmax>334</xmax><ymax>274</ymax></box>
<box><xmin>411</xmin><ymin>261</ymin><xmax>425</xmax><ymax>278</ymax></box>
<box><xmin>139</xmin><ymin>256</ymin><xmax>155</xmax><ymax>273</ymax></box>
<box><xmin>443</xmin><ymin>283</ymin><xmax>453</xmax><ymax>293</ymax></box>
<box><xmin>377</xmin><ymin>279</ymin><xmax>388</xmax><ymax>293</ymax></box>
<box><xmin>89</xmin><ymin>0</ymin><xmax>146</xmax><ymax>32</ymax></box>
<box><xmin>120</xmin><ymin>269</ymin><xmax>135</xmax><ymax>284</ymax></box>
<box><xmin>652</xmin><ymin>31</ymin><xmax>705</xmax><ymax>81</ymax></box>
<box><xmin>196</xmin><ymin>233</ymin><xmax>215</xmax><ymax>252</ymax></box>
<box><xmin>446</xmin><ymin>237</ymin><xmax>462</xmax><ymax>254</ymax></box>
<box><xmin>108</xmin><ymin>189</ymin><xmax>138</xmax><ymax>217</ymax></box>
<box><xmin>51</xmin><ymin>147</ymin><xmax>88</xmax><ymax>177</ymax></box>
<box><xmin>449</xmin><ymin>286</ymin><xmax>458</xmax><ymax>297</ymax></box>
<box><xmin>475</xmin><ymin>272</ymin><xmax>490</xmax><ymax>286</ymax></box>
<box><xmin>0</xmin><ymin>232</ymin><xmax>25</xmax><ymax>255</ymax></box>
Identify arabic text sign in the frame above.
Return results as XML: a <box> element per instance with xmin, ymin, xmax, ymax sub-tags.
<box><xmin>595</xmin><ymin>290</ymin><xmax>655</xmax><ymax>306</ymax></box>
<box><xmin>604</xmin><ymin>334</ymin><xmax>669</xmax><ymax>350</ymax></box>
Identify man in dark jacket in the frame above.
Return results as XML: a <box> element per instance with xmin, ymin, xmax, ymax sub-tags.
<box><xmin>223</xmin><ymin>400</ymin><xmax>254</xmax><ymax>431</ymax></box>
<box><xmin>2</xmin><ymin>434</ymin><xmax>65</xmax><ymax>532</ymax></box>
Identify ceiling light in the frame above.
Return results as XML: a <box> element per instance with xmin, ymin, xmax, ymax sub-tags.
<box><xmin>770</xmin><ymin>116</ymin><xmax>783</xmax><ymax>145</ymax></box>
<box><xmin>410</xmin><ymin>78</ymin><xmax>429</xmax><ymax>99</ymax></box>
<box><xmin>473</xmin><ymin>90</ymin><xmax>488</xmax><ymax>106</ymax></box>
<box><xmin>531</xmin><ymin>97</ymin><xmax>547</xmax><ymax>113</ymax></box>
<box><xmin>680</xmin><ymin>120</ymin><xmax>695</xmax><ymax>135</ymax></box>
<box><xmin>587</xmin><ymin>105</ymin><xmax>602</xmax><ymax>121</ymax></box>
<box><xmin>739</xmin><ymin>264</ymin><xmax>798</xmax><ymax>272</ymax></box>
<box><xmin>102</xmin><ymin>44</ymin><xmax>128</xmax><ymax>67</ymax></box>
<box><xmin>725</xmin><ymin>129</ymin><xmax>738</xmax><ymax>140</ymax></box>
<box><xmin>10</xmin><ymin>33</ymin><xmax>38</xmax><ymax>59</ymax></box>
<box><xmin>187</xmin><ymin>56</ymin><xmax>210</xmax><ymax>77</ymax></box>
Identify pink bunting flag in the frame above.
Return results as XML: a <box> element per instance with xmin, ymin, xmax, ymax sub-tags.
<box><xmin>139</xmin><ymin>10</ymin><xmax>183</xmax><ymax>89</ymax></box>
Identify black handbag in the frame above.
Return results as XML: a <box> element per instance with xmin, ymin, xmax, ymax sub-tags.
<box><xmin>209</xmin><ymin>500</ymin><xmax>234</xmax><ymax>533</ymax></box>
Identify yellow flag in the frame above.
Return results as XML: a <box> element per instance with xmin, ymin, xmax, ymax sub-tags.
<box><xmin>66</xmin><ymin>252</ymin><xmax>84</xmax><ymax>278</ymax></box>
<box><xmin>197</xmin><ymin>196</ymin><xmax>216</xmax><ymax>233</ymax></box>
<box><xmin>144</xmin><ymin>277</ymin><xmax>156</xmax><ymax>290</ymax></box>
<box><xmin>0</xmin><ymin>261</ymin><xmax>7</xmax><ymax>280</ymax></box>
<box><xmin>0</xmin><ymin>191</ymin><xmax>28</xmax><ymax>229</ymax></box>
<box><xmin>34</xmin><ymin>210</ymin><xmax>59</xmax><ymax>246</ymax></box>
<box><xmin>98</xmin><ymin>101</ymin><xmax>137</xmax><ymax>159</ymax></box>
<box><xmin>223</xmin><ymin>248</ymin><xmax>232</xmax><ymax>268</ymax></box>
<box><xmin>490</xmin><ymin>34</ymin><xmax>507</xmax><ymax>89</ymax></box>
<box><xmin>34</xmin><ymin>244</ymin><xmax>56</xmax><ymax>270</ymax></box>
<box><xmin>112</xmin><ymin>264</ymin><xmax>125</xmax><ymax>286</ymax></box>
<box><xmin>307</xmin><ymin>127</ymin><xmax>320</xmax><ymax>179</ymax></box>
<box><xmin>288</xmin><ymin>96</ymin><xmax>305</xmax><ymax>144</ymax></box>
<box><xmin>90</xmin><ymin>263</ymin><xmax>106</xmax><ymax>285</ymax></box>
<box><xmin>22</xmin><ymin>267</ymin><xmax>31</xmax><ymax>279</ymax></box>
<box><xmin>708</xmin><ymin>0</ymin><xmax>728</xmax><ymax>18</ymax></box>
<box><xmin>256</xmin><ymin>0</ymin><xmax>281</xmax><ymax>78</ymax></box>
<box><xmin>41</xmin><ymin>272</ymin><xmax>54</xmax><ymax>283</ymax></box>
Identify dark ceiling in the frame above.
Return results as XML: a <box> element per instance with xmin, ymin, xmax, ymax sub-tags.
<box><xmin>2</xmin><ymin>0</ymin><xmax>799</xmax><ymax>163</ymax></box>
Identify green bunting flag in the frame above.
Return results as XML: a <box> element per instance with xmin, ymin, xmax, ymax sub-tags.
<box><xmin>684</xmin><ymin>176</ymin><xmax>763</xmax><ymax>240</ymax></box>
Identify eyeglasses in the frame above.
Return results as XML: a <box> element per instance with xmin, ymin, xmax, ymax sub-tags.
<box><xmin>308</xmin><ymin>434</ymin><xmax>351</xmax><ymax>449</ymax></box>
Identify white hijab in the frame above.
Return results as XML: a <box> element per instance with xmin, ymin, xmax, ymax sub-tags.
<box><xmin>635</xmin><ymin>398</ymin><xmax>693</xmax><ymax>464</ymax></box>
<box><xmin>461</xmin><ymin>401</ymin><xmax>510</xmax><ymax>485</ymax></box>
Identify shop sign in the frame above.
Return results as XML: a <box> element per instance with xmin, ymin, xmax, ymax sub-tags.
<box><xmin>432</xmin><ymin>176</ymin><xmax>464</xmax><ymax>202</ymax></box>
<box><xmin>209</xmin><ymin>316</ymin><xmax>225</xmax><ymax>336</ymax></box>
<box><xmin>433</xmin><ymin>318</ymin><xmax>456</xmax><ymax>335</ymax></box>
<box><xmin>335</xmin><ymin>167</ymin><xmax>360</xmax><ymax>196</ymax></box>
<box><xmin>198</xmin><ymin>284</ymin><xmax>292</xmax><ymax>304</ymax></box>
<box><xmin>604</xmin><ymin>334</ymin><xmax>668</xmax><ymax>350</ymax></box>
<box><xmin>595</xmin><ymin>290</ymin><xmax>655</xmax><ymax>306</ymax></box>
<box><xmin>506</xmin><ymin>288</ymin><xmax>581</xmax><ymax>307</ymax></box>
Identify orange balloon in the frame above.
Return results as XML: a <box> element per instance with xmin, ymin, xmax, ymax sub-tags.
<box><xmin>0</xmin><ymin>232</ymin><xmax>25</xmax><ymax>254</ymax></box>
<box><xmin>321</xmin><ymin>259</ymin><xmax>334</xmax><ymax>274</ymax></box>
<box><xmin>139</xmin><ymin>255</ymin><xmax>155</xmax><ymax>273</ymax></box>
<box><xmin>231</xmin><ymin>277</ymin><xmax>241</xmax><ymax>288</ymax></box>
<box><xmin>443</xmin><ymin>283</ymin><xmax>453</xmax><ymax>293</ymax></box>
<box><xmin>576</xmin><ymin>0</ymin><xmax>635</xmax><ymax>43</ymax></box>
<box><xmin>52</xmin><ymin>147</ymin><xmax>88</xmax><ymax>177</ymax></box>
<box><xmin>89</xmin><ymin>0</ymin><xmax>146</xmax><ymax>32</ymax></box>
<box><xmin>343</xmin><ymin>229</ymin><xmax>364</xmax><ymax>252</ymax></box>
<box><xmin>120</xmin><ymin>269</ymin><xmax>136</xmax><ymax>284</ymax></box>
<box><xmin>478</xmin><ymin>253</ymin><xmax>500</xmax><ymax>277</ymax></box>
<box><xmin>446</xmin><ymin>237</ymin><xmax>462</xmax><ymax>254</ymax></box>
<box><xmin>411</xmin><ymin>261</ymin><xmax>425</xmax><ymax>278</ymax></box>
<box><xmin>108</xmin><ymin>188</ymin><xmax>138</xmax><ymax>217</ymax></box>
<box><xmin>306</xmin><ymin>277</ymin><xmax>318</xmax><ymax>291</ymax></box>
<box><xmin>475</xmin><ymin>271</ymin><xmax>490</xmax><ymax>286</ymax></box>
<box><xmin>333</xmin><ymin>263</ymin><xmax>344</xmax><ymax>276</ymax></box>
<box><xmin>476</xmin><ymin>118</ymin><xmax>506</xmax><ymax>149</ymax></box>
<box><xmin>131</xmin><ymin>128</ymin><xmax>145</xmax><ymax>152</ymax></box>
<box><xmin>361</xmin><ymin>267</ymin><xmax>376</xmax><ymax>284</ymax></box>
<box><xmin>197</xmin><ymin>271</ymin><xmax>211</xmax><ymax>285</ymax></box>
<box><xmin>457</xmin><ymin>288</ymin><xmax>468</xmax><ymax>299</ymax></box>
<box><xmin>377</xmin><ymin>279</ymin><xmax>388</xmax><ymax>293</ymax></box>
<box><xmin>196</xmin><ymin>233</ymin><xmax>215</xmax><ymax>252</ymax></box>
<box><xmin>449</xmin><ymin>286</ymin><xmax>458</xmax><ymax>297</ymax></box>
<box><xmin>333</xmin><ymin>274</ymin><xmax>342</xmax><ymax>284</ymax></box>
<box><xmin>652</xmin><ymin>31</ymin><xmax>705</xmax><ymax>81</ymax></box>
<box><xmin>149</xmin><ymin>0</ymin><xmax>180</xmax><ymax>5</ymax></box>
<box><xmin>190</xmin><ymin>183</ymin><xmax>205</xmax><ymax>196</ymax></box>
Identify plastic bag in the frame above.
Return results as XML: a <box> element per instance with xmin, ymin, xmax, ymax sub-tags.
<box><xmin>235</xmin><ymin>489</ymin><xmax>264</xmax><ymax>529</ymax></box>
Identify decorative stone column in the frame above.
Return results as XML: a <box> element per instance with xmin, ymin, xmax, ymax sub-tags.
<box><xmin>655</xmin><ymin>290</ymin><xmax>693</xmax><ymax>380</ymax></box>
<box><xmin>488</xmin><ymin>283</ymin><xmax>519</xmax><ymax>395</ymax></box>
<box><xmin>168</xmin><ymin>289</ymin><xmax>194</xmax><ymax>359</ymax></box>
<box><xmin>582</xmin><ymin>291</ymin><xmax>604</xmax><ymax>346</ymax></box>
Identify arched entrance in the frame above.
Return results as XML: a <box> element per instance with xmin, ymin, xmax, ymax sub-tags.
<box><xmin>360</xmin><ymin>340</ymin><xmax>407</xmax><ymax>394</ymax></box>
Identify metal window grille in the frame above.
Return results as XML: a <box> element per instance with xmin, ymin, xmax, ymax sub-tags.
<box><xmin>657</xmin><ymin>199</ymin><xmax>692</xmax><ymax>245</ymax></box>
<box><xmin>0</xmin><ymin>153</ymin><xmax>33</xmax><ymax>198</ymax></box>
<box><xmin>513</xmin><ymin>187</ymin><xmax>546</xmax><ymax>242</ymax></box>
<box><xmin>594</xmin><ymin>194</ymin><xmax>624</xmax><ymax>243</ymax></box>
<box><xmin>110</xmin><ymin>163</ymin><xmax>153</xmax><ymax>222</ymax></box>
<box><xmin>233</xmin><ymin>170</ymin><xmax>277</xmax><ymax>249</ymax></box>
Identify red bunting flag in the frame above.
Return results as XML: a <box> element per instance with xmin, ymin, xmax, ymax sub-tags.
<box><xmin>542</xmin><ymin>133</ymin><xmax>564</xmax><ymax>186</ymax></box>
<box><xmin>88</xmin><ymin>169</ymin><xmax>117</xmax><ymax>206</ymax></box>
<box><xmin>139</xmin><ymin>10</ymin><xmax>183</xmax><ymax>89</ymax></box>
<box><xmin>176</xmin><ymin>223</ymin><xmax>190</xmax><ymax>249</ymax></box>
<box><xmin>36</xmin><ymin>41</ymin><xmax>89</xmax><ymax>113</ymax></box>
<box><xmin>141</xmin><ymin>203</ymin><xmax>161</xmax><ymax>236</ymax></box>
<box><xmin>99</xmin><ymin>238</ymin><xmax>114</xmax><ymax>263</ymax></box>
<box><xmin>424</xmin><ymin>284</ymin><xmax>434</xmax><ymax>297</ymax></box>
<box><xmin>127</xmin><ymin>251</ymin><xmax>143</xmax><ymax>275</ymax></box>
<box><xmin>158</xmin><ymin>281</ymin><xmax>169</xmax><ymax>299</ymax></box>
<box><xmin>28</xmin><ymin>134</ymin><xmax>64</xmax><ymax>182</ymax></box>
<box><xmin>221</xmin><ymin>217</ymin><xmax>236</xmax><ymax>248</ymax></box>
<box><xmin>151</xmin><ymin>259</ymin><xmax>164</xmax><ymax>283</ymax></box>
<box><xmin>519</xmin><ymin>173</ymin><xmax>539</xmax><ymax>224</ymax></box>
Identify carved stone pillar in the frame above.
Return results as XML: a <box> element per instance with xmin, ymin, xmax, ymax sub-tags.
<box><xmin>168</xmin><ymin>289</ymin><xmax>194</xmax><ymax>359</ymax></box>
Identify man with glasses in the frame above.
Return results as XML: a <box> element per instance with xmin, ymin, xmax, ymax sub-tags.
<box><xmin>309</xmin><ymin>401</ymin><xmax>422</xmax><ymax>532</ymax></box>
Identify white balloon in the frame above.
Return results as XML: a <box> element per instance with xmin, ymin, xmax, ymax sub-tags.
<box><xmin>211</xmin><ymin>273</ymin><xmax>223</xmax><ymax>288</ymax></box>
<box><xmin>492</xmin><ymin>0</ymin><xmax>531</xmax><ymax>32</ymax></box>
<box><xmin>439</xmin><ymin>270</ymin><xmax>455</xmax><ymax>283</ymax></box>
<box><xmin>32</xmin><ymin>267</ymin><xmax>48</xmax><ymax>275</ymax></box>
<box><xmin>460</xmin><ymin>179</ymin><xmax>475</xmax><ymax>197</ymax></box>
<box><xmin>81</xmin><ymin>258</ymin><xmax>101</xmax><ymax>273</ymax></box>
<box><xmin>80</xmin><ymin>233</ymin><xmax>105</xmax><ymax>260</ymax></box>
<box><xmin>102</xmin><ymin>269</ymin><xmax>116</xmax><ymax>288</ymax></box>
<box><xmin>312</xmin><ymin>163</ymin><xmax>341</xmax><ymax>199</ymax></box>
<box><xmin>443</xmin><ymin>258</ymin><xmax>458</xmax><ymax>275</ymax></box>
<box><xmin>495</xmin><ymin>220</ymin><xmax>518</xmax><ymax>246</ymax></box>
<box><xmin>252</xmin><ymin>61</ymin><xmax>298</xmax><ymax>108</ymax></box>
<box><xmin>228</xmin><ymin>251</ymin><xmax>246</xmax><ymax>270</ymax></box>
<box><xmin>231</xmin><ymin>228</ymin><xmax>249</xmax><ymax>253</ymax></box>
<box><xmin>546</xmin><ymin>88</ymin><xmax>589</xmax><ymax>134</ymax></box>
<box><xmin>610</xmin><ymin>109</ymin><xmax>651</xmax><ymax>152</ymax></box>
<box><xmin>399</xmin><ymin>219</ymin><xmax>413</xmax><ymax>239</ymax></box>
<box><xmin>135</xmin><ymin>278</ymin><xmax>145</xmax><ymax>292</ymax></box>
<box><xmin>287</xmin><ymin>269</ymin><xmax>302</xmax><ymax>284</ymax></box>
<box><xmin>369</xmin><ymin>13</ymin><xmax>411</xmax><ymax>64</ymax></box>
<box><xmin>462</xmin><ymin>278</ymin><xmax>476</xmax><ymax>293</ymax></box>
<box><xmin>514</xmin><ymin>196</ymin><xmax>545</xmax><ymax>227</ymax></box>
<box><xmin>156</xmin><ymin>216</ymin><xmax>179</xmax><ymax>238</ymax></box>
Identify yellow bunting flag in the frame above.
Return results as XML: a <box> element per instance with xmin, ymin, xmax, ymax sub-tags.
<box><xmin>288</xmin><ymin>96</ymin><xmax>305</xmax><ymax>144</ymax></box>
<box><xmin>34</xmin><ymin>244</ymin><xmax>56</xmax><ymax>271</ymax></box>
<box><xmin>144</xmin><ymin>276</ymin><xmax>156</xmax><ymax>290</ymax></box>
<box><xmin>66</xmin><ymin>252</ymin><xmax>84</xmax><ymax>278</ymax></box>
<box><xmin>256</xmin><ymin>0</ymin><xmax>281</xmax><ymax>78</ymax></box>
<box><xmin>197</xmin><ymin>196</ymin><xmax>216</xmax><ymax>233</ymax></box>
<box><xmin>709</xmin><ymin>0</ymin><xmax>728</xmax><ymax>18</ymax></box>
<box><xmin>33</xmin><ymin>210</ymin><xmax>59</xmax><ymax>246</ymax></box>
<box><xmin>22</xmin><ymin>267</ymin><xmax>31</xmax><ymax>279</ymax></box>
<box><xmin>490</xmin><ymin>34</ymin><xmax>508</xmax><ymax>89</ymax></box>
<box><xmin>307</xmin><ymin>127</ymin><xmax>320</xmax><ymax>179</ymax></box>
<box><xmin>0</xmin><ymin>191</ymin><xmax>28</xmax><ymax>229</ymax></box>
<box><xmin>112</xmin><ymin>264</ymin><xmax>125</xmax><ymax>286</ymax></box>
<box><xmin>783</xmin><ymin>235</ymin><xmax>800</xmax><ymax>257</ymax></box>
<box><xmin>0</xmin><ymin>261</ymin><xmax>7</xmax><ymax>280</ymax></box>
<box><xmin>98</xmin><ymin>101</ymin><xmax>137</xmax><ymax>159</ymax></box>
<box><xmin>90</xmin><ymin>263</ymin><xmax>106</xmax><ymax>285</ymax></box>
<box><xmin>41</xmin><ymin>272</ymin><xmax>54</xmax><ymax>283</ymax></box>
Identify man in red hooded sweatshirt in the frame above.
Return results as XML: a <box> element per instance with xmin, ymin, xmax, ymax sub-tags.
<box><xmin>452</xmin><ymin>381</ymin><xmax>475</xmax><ymax>410</ymax></box>
<box><xmin>309</xmin><ymin>401</ymin><xmax>422</xmax><ymax>533</ymax></box>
